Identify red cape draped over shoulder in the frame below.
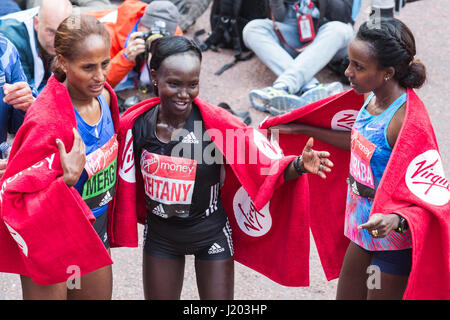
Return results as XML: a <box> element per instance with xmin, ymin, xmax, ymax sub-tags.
<box><xmin>261</xmin><ymin>89</ymin><xmax>450</xmax><ymax>299</ymax></box>
<box><xmin>0</xmin><ymin>76</ymin><xmax>121</xmax><ymax>285</ymax></box>
<box><xmin>110</xmin><ymin>96</ymin><xmax>353</xmax><ymax>286</ymax></box>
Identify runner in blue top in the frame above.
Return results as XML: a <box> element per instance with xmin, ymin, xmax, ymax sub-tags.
<box><xmin>73</xmin><ymin>93</ymin><xmax>117</xmax><ymax>248</ymax></box>
<box><xmin>19</xmin><ymin>14</ymin><xmax>118</xmax><ymax>300</ymax></box>
<box><xmin>345</xmin><ymin>92</ymin><xmax>412</xmax><ymax>251</ymax></box>
<box><xmin>267</xmin><ymin>18</ymin><xmax>427</xmax><ymax>299</ymax></box>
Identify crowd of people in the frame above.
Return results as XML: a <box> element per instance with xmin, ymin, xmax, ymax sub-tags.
<box><xmin>0</xmin><ymin>0</ymin><xmax>448</xmax><ymax>301</ymax></box>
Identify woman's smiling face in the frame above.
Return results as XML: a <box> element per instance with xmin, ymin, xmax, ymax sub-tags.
<box><xmin>151</xmin><ymin>51</ymin><xmax>201</xmax><ymax>117</ymax></box>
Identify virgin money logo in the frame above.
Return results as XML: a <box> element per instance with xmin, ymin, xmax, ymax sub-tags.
<box><xmin>405</xmin><ymin>150</ymin><xmax>449</xmax><ymax>206</ymax></box>
<box><xmin>85</xmin><ymin>135</ymin><xmax>118</xmax><ymax>178</ymax></box>
<box><xmin>232</xmin><ymin>187</ymin><xmax>272</xmax><ymax>237</ymax></box>
<box><xmin>331</xmin><ymin>110</ymin><xmax>359</xmax><ymax>131</ymax></box>
<box><xmin>118</xmin><ymin>129</ymin><xmax>136</xmax><ymax>183</ymax></box>
<box><xmin>142</xmin><ymin>152</ymin><xmax>159</xmax><ymax>175</ymax></box>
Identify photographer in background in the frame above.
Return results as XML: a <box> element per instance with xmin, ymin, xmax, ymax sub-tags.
<box><xmin>243</xmin><ymin>0</ymin><xmax>354</xmax><ymax>115</ymax></box>
<box><xmin>88</xmin><ymin>0</ymin><xmax>182</xmax><ymax>91</ymax></box>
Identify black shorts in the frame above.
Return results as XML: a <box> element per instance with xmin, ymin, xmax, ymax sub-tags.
<box><xmin>359</xmin><ymin>244</ymin><xmax>412</xmax><ymax>276</ymax></box>
<box><xmin>144</xmin><ymin>214</ymin><xmax>233</xmax><ymax>261</ymax></box>
<box><xmin>93</xmin><ymin>211</ymin><xmax>110</xmax><ymax>249</ymax></box>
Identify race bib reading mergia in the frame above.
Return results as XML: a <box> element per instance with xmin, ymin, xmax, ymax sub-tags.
<box><xmin>82</xmin><ymin>135</ymin><xmax>119</xmax><ymax>209</ymax></box>
<box><xmin>348</xmin><ymin>129</ymin><xmax>376</xmax><ymax>199</ymax></box>
<box><xmin>140</xmin><ymin>150</ymin><xmax>197</xmax><ymax>219</ymax></box>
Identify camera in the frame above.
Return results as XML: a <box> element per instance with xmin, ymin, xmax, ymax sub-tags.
<box><xmin>135</xmin><ymin>21</ymin><xmax>172</xmax><ymax>94</ymax></box>
<box><xmin>138</xmin><ymin>21</ymin><xmax>171</xmax><ymax>55</ymax></box>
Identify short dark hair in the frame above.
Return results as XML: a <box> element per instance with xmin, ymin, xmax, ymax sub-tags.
<box><xmin>149</xmin><ymin>35</ymin><xmax>202</xmax><ymax>71</ymax></box>
<box><xmin>357</xmin><ymin>18</ymin><xmax>426</xmax><ymax>89</ymax></box>
<box><xmin>149</xmin><ymin>36</ymin><xmax>202</xmax><ymax>95</ymax></box>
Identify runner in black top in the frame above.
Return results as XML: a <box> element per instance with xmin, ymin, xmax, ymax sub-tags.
<box><xmin>137</xmin><ymin>36</ymin><xmax>334</xmax><ymax>300</ymax></box>
<box><xmin>133</xmin><ymin>103</ymin><xmax>231</xmax><ymax>257</ymax></box>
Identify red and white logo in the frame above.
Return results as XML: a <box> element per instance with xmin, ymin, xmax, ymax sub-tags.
<box><xmin>142</xmin><ymin>152</ymin><xmax>160</xmax><ymax>175</ymax></box>
<box><xmin>331</xmin><ymin>110</ymin><xmax>358</xmax><ymax>131</ymax></box>
<box><xmin>405</xmin><ymin>150</ymin><xmax>449</xmax><ymax>206</ymax></box>
<box><xmin>118</xmin><ymin>129</ymin><xmax>136</xmax><ymax>183</ymax></box>
<box><xmin>232</xmin><ymin>186</ymin><xmax>272</xmax><ymax>237</ymax></box>
<box><xmin>4</xmin><ymin>221</ymin><xmax>28</xmax><ymax>257</ymax></box>
<box><xmin>85</xmin><ymin>135</ymin><xmax>118</xmax><ymax>178</ymax></box>
<box><xmin>141</xmin><ymin>151</ymin><xmax>197</xmax><ymax>205</ymax></box>
<box><xmin>253</xmin><ymin>130</ymin><xmax>283</xmax><ymax>160</ymax></box>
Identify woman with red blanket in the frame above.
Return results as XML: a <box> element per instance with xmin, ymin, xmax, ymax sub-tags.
<box><xmin>115</xmin><ymin>35</ymin><xmax>334</xmax><ymax>299</ymax></box>
<box><xmin>267</xmin><ymin>18</ymin><xmax>449</xmax><ymax>299</ymax></box>
<box><xmin>0</xmin><ymin>15</ymin><xmax>120</xmax><ymax>299</ymax></box>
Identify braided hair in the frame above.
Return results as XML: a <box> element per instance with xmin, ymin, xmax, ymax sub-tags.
<box><xmin>357</xmin><ymin>18</ymin><xmax>426</xmax><ymax>89</ymax></box>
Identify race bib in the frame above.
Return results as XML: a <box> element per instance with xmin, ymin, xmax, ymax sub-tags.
<box><xmin>82</xmin><ymin>135</ymin><xmax>118</xmax><ymax>209</ymax></box>
<box><xmin>140</xmin><ymin>150</ymin><xmax>197</xmax><ymax>218</ymax></box>
<box><xmin>348</xmin><ymin>129</ymin><xmax>376</xmax><ymax>199</ymax></box>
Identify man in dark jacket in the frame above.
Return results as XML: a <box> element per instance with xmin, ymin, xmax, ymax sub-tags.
<box><xmin>243</xmin><ymin>0</ymin><xmax>354</xmax><ymax>115</ymax></box>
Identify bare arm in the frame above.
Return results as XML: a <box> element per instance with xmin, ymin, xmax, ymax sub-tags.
<box><xmin>270</xmin><ymin>123</ymin><xmax>351</xmax><ymax>150</ymax></box>
<box><xmin>386</xmin><ymin>104</ymin><xmax>406</xmax><ymax>148</ymax></box>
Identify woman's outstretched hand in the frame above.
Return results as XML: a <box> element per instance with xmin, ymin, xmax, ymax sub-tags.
<box><xmin>57</xmin><ymin>128</ymin><xmax>86</xmax><ymax>187</ymax></box>
<box><xmin>301</xmin><ymin>137</ymin><xmax>333</xmax><ymax>179</ymax></box>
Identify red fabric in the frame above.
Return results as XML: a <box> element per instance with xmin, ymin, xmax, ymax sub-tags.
<box><xmin>86</xmin><ymin>0</ymin><xmax>184</xmax><ymax>88</ymax></box>
<box><xmin>261</xmin><ymin>89</ymin><xmax>364</xmax><ymax>281</ymax></box>
<box><xmin>112</xmin><ymin>97</ymin><xmax>319</xmax><ymax>286</ymax></box>
<box><xmin>370</xmin><ymin>89</ymin><xmax>450</xmax><ymax>299</ymax></box>
<box><xmin>261</xmin><ymin>89</ymin><xmax>450</xmax><ymax>299</ymax></box>
<box><xmin>0</xmin><ymin>76</ymin><xmax>120</xmax><ymax>285</ymax></box>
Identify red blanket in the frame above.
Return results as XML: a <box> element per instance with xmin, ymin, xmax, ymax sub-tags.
<box><xmin>261</xmin><ymin>89</ymin><xmax>450</xmax><ymax>299</ymax></box>
<box><xmin>111</xmin><ymin>97</ymin><xmax>321</xmax><ymax>286</ymax></box>
<box><xmin>0</xmin><ymin>76</ymin><xmax>119</xmax><ymax>285</ymax></box>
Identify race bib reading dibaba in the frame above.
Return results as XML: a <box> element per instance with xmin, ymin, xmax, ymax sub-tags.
<box><xmin>348</xmin><ymin>129</ymin><xmax>376</xmax><ymax>198</ymax></box>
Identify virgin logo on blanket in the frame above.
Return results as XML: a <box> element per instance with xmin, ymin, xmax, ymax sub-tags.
<box><xmin>331</xmin><ymin>110</ymin><xmax>359</xmax><ymax>131</ymax></box>
<box><xmin>232</xmin><ymin>186</ymin><xmax>272</xmax><ymax>237</ymax></box>
<box><xmin>118</xmin><ymin>129</ymin><xmax>136</xmax><ymax>183</ymax></box>
<box><xmin>3</xmin><ymin>221</ymin><xmax>28</xmax><ymax>257</ymax></box>
<box><xmin>405</xmin><ymin>150</ymin><xmax>449</xmax><ymax>206</ymax></box>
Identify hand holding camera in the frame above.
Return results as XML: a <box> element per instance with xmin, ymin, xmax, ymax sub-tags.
<box><xmin>125</xmin><ymin>32</ymin><xmax>146</xmax><ymax>62</ymax></box>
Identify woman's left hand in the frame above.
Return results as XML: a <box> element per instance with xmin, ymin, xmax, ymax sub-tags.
<box><xmin>301</xmin><ymin>137</ymin><xmax>333</xmax><ymax>179</ymax></box>
<box><xmin>358</xmin><ymin>213</ymin><xmax>400</xmax><ymax>238</ymax></box>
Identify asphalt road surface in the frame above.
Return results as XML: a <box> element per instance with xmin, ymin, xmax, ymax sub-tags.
<box><xmin>0</xmin><ymin>0</ymin><xmax>448</xmax><ymax>300</ymax></box>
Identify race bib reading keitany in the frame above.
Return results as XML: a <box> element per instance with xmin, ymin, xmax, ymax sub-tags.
<box><xmin>140</xmin><ymin>150</ymin><xmax>197</xmax><ymax>219</ymax></box>
<box><xmin>82</xmin><ymin>134</ymin><xmax>118</xmax><ymax>209</ymax></box>
<box><xmin>348</xmin><ymin>129</ymin><xmax>376</xmax><ymax>199</ymax></box>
